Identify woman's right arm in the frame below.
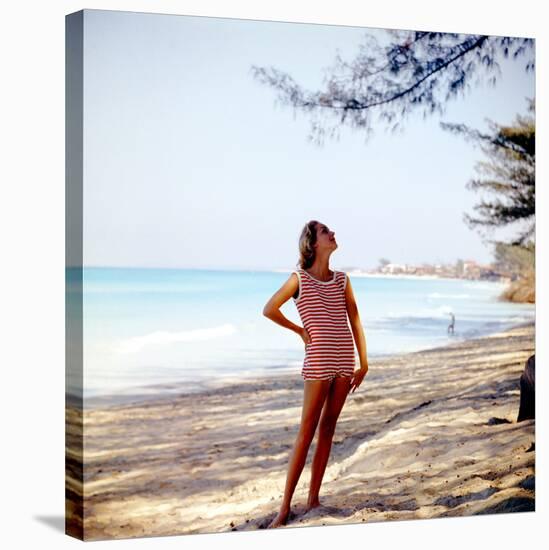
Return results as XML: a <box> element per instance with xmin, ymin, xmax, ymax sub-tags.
<box><xmin>263</xmin><ymin>273</ymin><xmax>308</xmax><ymax>340</ymax></box>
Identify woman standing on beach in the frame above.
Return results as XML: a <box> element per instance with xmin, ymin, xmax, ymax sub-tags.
<box><xmin>262</xmin><ymin>220</ymin><xmax>369</xmax><ymax>528</ymax></box>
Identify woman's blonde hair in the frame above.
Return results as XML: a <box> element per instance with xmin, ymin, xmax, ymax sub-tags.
<box><xmin>297</xmin><ymin>220</ymin><xmax>320</xmax><ymax>269</ymax></box>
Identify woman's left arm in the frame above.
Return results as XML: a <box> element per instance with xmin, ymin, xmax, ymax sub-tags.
<box><xmin>345</xmin><ymin>276</ymin><xmax>369</xmax><ymax>376</ymax></box>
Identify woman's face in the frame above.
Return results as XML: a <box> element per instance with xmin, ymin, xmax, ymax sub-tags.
<box><xmin>314</xmin><ymin>222</ymin><xmax>337</xmax><ymax>251</ymax></box>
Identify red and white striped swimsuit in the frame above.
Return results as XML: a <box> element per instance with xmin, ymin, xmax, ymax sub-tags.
<box><xmin>293</xmin><ymin>268</ymin><xmax>356</xmax><ymax>380</ymax></box>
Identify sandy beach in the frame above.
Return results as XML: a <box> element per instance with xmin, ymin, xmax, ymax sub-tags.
<box><xmin>66</xmin><ymin>322</ymin><xmax>535</xmax><ymax>541</ymax></box>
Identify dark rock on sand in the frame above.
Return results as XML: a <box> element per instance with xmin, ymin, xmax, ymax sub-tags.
<box><xmin>488</xmin><ymin>417</ymin><xmax>512</xmax><ymax>425</ymax></box>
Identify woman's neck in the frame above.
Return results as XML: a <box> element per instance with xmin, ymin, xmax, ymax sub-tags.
<box><xmin>307</xmin><ymin>257</ymin><xmax>332</xmax><ymax>280</ymax></box>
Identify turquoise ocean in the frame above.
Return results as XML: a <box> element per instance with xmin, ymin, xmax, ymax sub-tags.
<box><xmin>67</xmin><ymin>267</ymin><xmax>535</xmax><ymax>405</ymax></box>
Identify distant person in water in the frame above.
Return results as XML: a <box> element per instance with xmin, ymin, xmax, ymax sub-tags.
<box><xmin>262</xmin><ymin>220</ymin><xmax>369</xmax><ymax>528</ymax></box>
<box><xmin>448</xmin><ymin>313</ymin><xmax>455</xmax><ymax>334</ymax></box>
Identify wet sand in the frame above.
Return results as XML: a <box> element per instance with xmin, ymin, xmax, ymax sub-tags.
<box><xmin>66</xmin><ymin>322</ymin><xmax>535</xmax><ymax>541</ymax></box>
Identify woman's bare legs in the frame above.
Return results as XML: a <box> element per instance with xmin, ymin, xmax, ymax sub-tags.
<box><xmin>267</xmin><ymin>379</ymin><xmax>332</xmax><ymax>528</ymax></box>
<box><xmin>307</xmin><ymin>376</ymin><xmax>352</xmax><ymax>510</ymax></box>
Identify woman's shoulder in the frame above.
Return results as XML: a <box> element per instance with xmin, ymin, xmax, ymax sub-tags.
<box><xmin>335</xmin><ymin>270</ymin><xmax>349</xmax><ymax>289</ymax></box>
<box><xmin>290</xmin><ymin>268</ymin><xmax>303</xmax><ymax>284</ymax></box>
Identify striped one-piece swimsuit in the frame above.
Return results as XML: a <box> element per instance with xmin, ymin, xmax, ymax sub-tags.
<box><xmin>292</xmin><ymin>268</ymin><xmax>356</xmax><ymax>380</ymax></box>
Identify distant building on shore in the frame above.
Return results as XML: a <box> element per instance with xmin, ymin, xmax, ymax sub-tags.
<box><xmin>344</xmin><ymin>258</ymin><xmax>509</xmax><ymax>282</ymax></box>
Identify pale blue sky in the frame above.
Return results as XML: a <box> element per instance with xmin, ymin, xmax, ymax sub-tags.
<box><xmin>82</xmin><ymin>9</ymin><xmax>535</xmax><ymax>270</ymax></box>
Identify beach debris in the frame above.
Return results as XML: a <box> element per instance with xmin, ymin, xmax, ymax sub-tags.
<box><xmin>386</xmin><ymin>400</ymin><xmax>432</xmax><ymax>424</ymax></box>
<box><xmin>517</xmin><ymin>354</ymin><xmax>535</xmax><ymax>421</ymax></box>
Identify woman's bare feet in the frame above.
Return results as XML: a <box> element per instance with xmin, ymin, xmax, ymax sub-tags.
<box><xmin>267</xmin><ymin>507</ymin><xmax>290</xmax><ymax>528</ymax></box>
<box><xmin>305</xmin><ymin>497</ymin><xmax>321</xmax><ymax>512</ymax></box>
